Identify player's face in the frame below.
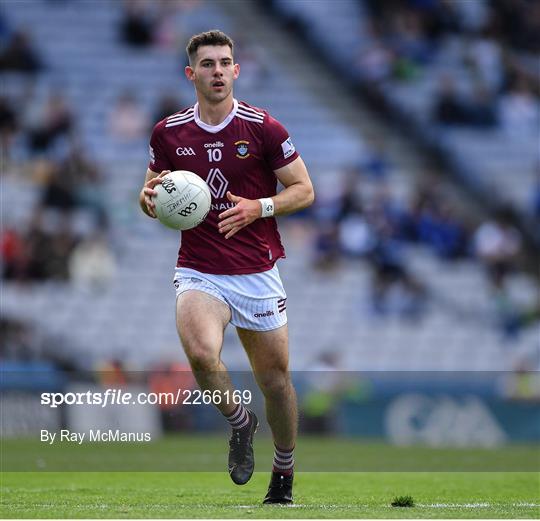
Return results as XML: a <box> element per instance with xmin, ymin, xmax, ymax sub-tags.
<box><xmin>185</xmin><ymin>45</ymin><xmax>239</xmax><ymax>104</ymax></box>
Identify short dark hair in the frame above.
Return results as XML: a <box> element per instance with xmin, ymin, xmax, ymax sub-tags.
<box><xmin>186</xmin><ymin>30</ymin><xmax>234</xmax><ymax>65</ymax></box>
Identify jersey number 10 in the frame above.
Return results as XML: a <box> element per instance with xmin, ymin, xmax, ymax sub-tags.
<box><xmin>207</xmin><ymin>149</ymin><xmax>222</xmax><ymax>162</ymax></box>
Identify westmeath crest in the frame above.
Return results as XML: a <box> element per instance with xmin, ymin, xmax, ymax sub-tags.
<box><xmin>235</xmin><ymin>140</ymin><xmax>250</xmax><ymax>159</ymax></box>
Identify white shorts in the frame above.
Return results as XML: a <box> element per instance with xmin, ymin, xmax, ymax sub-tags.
<box><xmin>173</xmin><ymin>265</ymin><xmax>287</xmax><ymax>331</ymax></box>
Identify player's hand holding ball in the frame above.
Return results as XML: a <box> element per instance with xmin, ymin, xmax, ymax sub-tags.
<box><xmin>218</xmin><ymin>191</ymin><xmax>264</xmax><ymax>239</ymax></box>
<box><xmin>151</xmin><ymin>170</ymin><xmax>212</xmax><ymax>230</ymax></box>
<box><xmin>142</xmin><ymin>170</ymin><xmax>170</xmax><ymax>218</ymax></box>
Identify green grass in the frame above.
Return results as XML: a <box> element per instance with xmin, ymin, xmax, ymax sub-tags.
<box><xmin>1</xmin><ymin>438</ymin><xmax>539</xmax><ymax>518</ymax></box>
<box><xmin>2</xmin><ymin>435</ymin><xmax>539</xmax><ymax>472</ymax></box>
<box><xmin>1</xmin><ymin>471</ymin><xmax>538</xmax><ymax>518</ymax></box>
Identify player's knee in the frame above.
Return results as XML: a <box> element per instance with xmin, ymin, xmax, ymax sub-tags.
<box><xmin>258</xmin><ymin>370</ymin><xmax>291</xmax><ymax>399</ymax></box>
<box><xmin>184</xmin><ymin>343</ymin><xmax>220</xmax><ymax>371</ymax></box>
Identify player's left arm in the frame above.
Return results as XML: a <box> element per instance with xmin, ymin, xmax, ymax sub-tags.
<box><xmin>218</xmin><ymin>156</ymin><xmax>314</xmax><ymax>239</ymax></box>
<box><xmin>272</xmin><ymin>156</ymin><xmax>315</xmax><ymax>215</ymax></box>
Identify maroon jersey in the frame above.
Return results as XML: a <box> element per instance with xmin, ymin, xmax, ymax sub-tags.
<box><xmin>148</xmin><ymin>99</ymin><xmax>299</xmax><ymax>275</ymax></box>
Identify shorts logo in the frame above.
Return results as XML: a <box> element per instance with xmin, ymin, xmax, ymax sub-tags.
<box><xmin>176</xmin><ymin>147</ymin><xmax>196</xmax><ymax>156</ymax></box>
<box><xmin>278</xmin><ymin>298</ymin><xmax>287</xmax><ymax>313</ymax></box>
<box><xmin>178</xmin><ymin>202</ymin><xmax>198</xmax><ymax>216</ymax></box>
<box><xmin>173</xmin><ymin>279</ymin><xmax>180</xmax><ymax>289</ymax></box>
<box><xmin>235</xmin><ymin>140</ymin><xmax>250</xmax><ymax>159</ymax></box>
<box><xmin>254</xmin><ymin>310</ymin><xmax>274</xmax><ymax>318</ymax></box>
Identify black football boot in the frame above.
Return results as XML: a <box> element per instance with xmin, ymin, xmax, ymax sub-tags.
<box><xmin>263</xmin><ymin>471</ymin><xmax>294</xmax><ymax>504</ymax></box>
<box><xmin>228</xmin><ymin>410</ymin><xmax>258</xmax><ymax>485</ymax></box>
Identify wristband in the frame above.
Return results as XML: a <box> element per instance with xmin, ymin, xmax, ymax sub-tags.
<box><xmin>258</xmin><ymin>198</ymin><xmax>275</xmax><ymax>218</ymax></box>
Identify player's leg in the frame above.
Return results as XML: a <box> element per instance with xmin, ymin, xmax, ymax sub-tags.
<box><xmin>176</xmin><ymin>290</ymin><xmax>236</xmax><ymax>415</ymax></box>
<box><xmin>176</xmin><ymin>288</ymin><xmax>258</xmax><ymax>485</ymax></box>
<box><xmin>236</xmin><ymin>325</ymin><xmax>297</xmax><ymax>449</ymax></box>
<box><xmin>236</xmin><ymin>325</ymin><xmax>297</xmax><ymax>504</ymax></box>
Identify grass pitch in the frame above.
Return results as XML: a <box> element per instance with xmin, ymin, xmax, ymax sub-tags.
<box><xmin>2</xmin><ymin>471</ymin><xmax>539</xmax><ymax>518</ymax></box>
<box><xmin>1</xmin><ymin>437</ymin><xmax>539</xmax><ymax>518</ymax></box>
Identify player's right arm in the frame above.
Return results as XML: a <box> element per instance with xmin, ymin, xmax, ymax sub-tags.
<box><xmin>139</xmin><ymin>168</ymin><xmax>170</xmax><ymax>218</ymax></box>
<box><xmin>143</xmin><ymin>120</ymin><xmax>173</xmax><ymax>218</ymax></box>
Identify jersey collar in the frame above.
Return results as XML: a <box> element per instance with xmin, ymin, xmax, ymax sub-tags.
<box><xmin>194</xmin><ymin>99</ymin><xmax>238</xmax><ymax>133</ymax></box>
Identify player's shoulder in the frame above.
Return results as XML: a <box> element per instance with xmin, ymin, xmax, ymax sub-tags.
<box><xmin>152</xmin><ymin>105</ymin><xmax>196</xmax><ymax>133</ymax></box>
<box><xmin>236</xmin><ymin>101</ymin><xmax>268</xmax><ymax>125</ymax></box>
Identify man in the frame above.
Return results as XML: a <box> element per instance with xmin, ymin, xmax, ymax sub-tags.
<box><xmin>139</xmin><ymin>30</ymin><xmax>314</xmax><ymax>504</ymax></box>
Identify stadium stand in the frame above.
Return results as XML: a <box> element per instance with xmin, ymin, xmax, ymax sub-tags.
<box><xmin>268</xmin><ymin>0</ymin><xmax>540</xmax><ymax>228</ymax></box>
<box><xmin>1</xmin><ymin>0</ymin><xmax>538</xmax><ymax>374</ymax></box>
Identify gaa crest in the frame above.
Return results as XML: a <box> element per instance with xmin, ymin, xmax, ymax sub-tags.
<box><xmin>235</xmin><ymin>140</ymin><xmax>250</xmax><ymax>159</ymax></box>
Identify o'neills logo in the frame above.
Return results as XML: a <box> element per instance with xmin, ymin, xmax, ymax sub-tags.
<box><xmin>254</xmin><ymin>311</ymin><xmax>274</xmax><ymax>318</ymax></box>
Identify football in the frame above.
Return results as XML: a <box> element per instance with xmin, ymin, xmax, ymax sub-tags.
<box><xmin>152</xmin><ymin>170</ymin><xmax>211</xmax><ymax>230</ymax></box>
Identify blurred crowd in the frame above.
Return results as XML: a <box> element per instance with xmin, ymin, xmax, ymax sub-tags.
<box><xmin>310</xmin><ymin>144</ymin><xmax>538</xmax><ymax>339</ymax></box>
<box><xmin>0</xmin><ymin>2</ymin><xmax>183</xmax><ymax>367</ymax></box>
<box><xmin>118</xmin><ymin>0</ymin><xmax>270</xmax><ymax>85</ymax></box>
<box><xmin>356</xmin><ymin>0</ymin><xmax>539</xmax><ymax>133</ymax></box>
<box><xmin>0</xmin><ymin>3</ymin><xmax>194</xmax><ymax>288</ymax></box>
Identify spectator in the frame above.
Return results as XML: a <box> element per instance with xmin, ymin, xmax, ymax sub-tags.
<box><xmin>424</xmin><ymin>0</ymin><xmax>462</xmax><ymax>38</ymax></box>
<box><xmin>97</xmin><ymin>359</ymin><xmax>128</xmax><ymax>386</ymax></box>
<box><xmin>465</xmin><ymin>34</ymin><xmax>504</xmax><ymax>93</ymax></box>
<box><xmin>108</xmin><ymin>91</ymin><xmax>148</xmax><ymax>142</ymax></box>
<box><xmin>433</xmin><ymin>75</ymin><xmax>496</xmax><ymax>127</ymax></box>
<box><xmin>11</xmin><ymin>208</ymin><xmax>80</xmax><ymax>282</ymax></box>
<box><xmin>0</xmin><ymin>11</ymin><xmax>10</xmax><ymax>46</ymax></box>
<box><xmin>359</xmin><ymin>135</ymin><xmax>392</xmax><ymax>179</ymax></box>
<box><xmin>364</xmin><ymin>183</ymin><xmax>404</xmax><ymax>239</ymax></box>
<box><xmin>0</xmin><ymin>30</ymin><xmax>41</xmax><ymax>73</ymax></box>
<box><xmin>466</xmin><ymin>81</ymin><xmax>497</xmax><ymax>127</ymax></box>
<box><xmin>499</xmin><ymin>76</ymin><xmax>539</xmax><ymax>137</ymax></box>
<box><xmin>39</xmin><ymin>160</ymin><xmax>77</xmax><ymax>213</ymax></box>
<box><xmin>495</xmin><ymin>0</ymin><xmax>540</xmax><ymax>53</ymax></box>
<box><xmin>60</xmin><ymin>144</ymin><xmax>108</xmax><ymax>227</ymax></box>
<box><xmin>0</xmin><ymin>96</ymin><xmax>18</xmax><ymax>159</ymax></box>
<box><xmin>45</xmin><ymin>218</ymin><xmax>79</xmax><ymax>281</ymax></box>
<box><xmin>407</xmin><ymin>179</ymin><xmax>441</xmax><ymax>240</ymax></box>
<box><xmin>28</xmin><ymin>93</ymin><xmax>73</xmax><ymax>154</ymax></box>
<box><xmin>368</xmin><ymin>236</ymin><xmax>427</xmax><ymax>320</ymax></box>
<box><xmin>531</xmin><ymin>165</ymin><xmax>540</xmax><ymax>223</ymax></box>
<box><xmin>388</xmin><ymin>8</ymin><xmax>433</xmax><ymax>67</ymax></box>
<box><xmin>417</xmin><ymin>201</ymin><xmax>468</xmax><ymax>259</ymax></box>
<box><xmin>120</xmin><ymin>0</ymin><xmax>155</xmax><ymax>48</ymax></box>
<box><xmin>153</xmin><ymin>93</ymin><xmax>183</xmax><ymax>123</ymax></box>
<box><xmin>21</xmin><ymin>209</ymin><xmax>53</xmax><ymax>281</ymax></box>
<box><xmin>1</xmin><ymin>227</ymin><xmax>26</xmax><ymax>280</ymax></box>
<box><xmin>69</xmin><ymin>232</ymin><xmax>116</xmax><ymax>290</ymax></box>
<box><xmin>433</xmin><ymin>74</ymin><xmax>468</xmax><ymax>125</ymax></box>
<box><xmin>338</xmin><ymin>210</ymin><xmax>374</xmax><ymax>258</ymax></box>
<box><xmin>234</xmin><ymin>38</ymin><xmax>270</xmax><ymax>89</ymax></box>
<box><xmin>333</xmin><ymin>171</ymin><xmax>375</xmax><ymax>256</ymax></box>
<box><xmin>0</xmin><ymin>317</ymin><xmax>38</xmax><ymax>360</ymax></box>
<box><xmin>355</xmin><ymin>28</ymin><xmax>394</xmax><ymax>84</ymax></box>
<box><xmin>517</xmin><ymin>0</ymin><xmax>540</xmax><ymax>53</ymax></box>
<box><xmin>473</xmin><ymin>208</ymin><xmax>522</xmax><ymax>288</ymax></box>
<box><xmin>313</xmin><ymin>222</ymin><xmax>340</xmax><ymax>271</ymax></box>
